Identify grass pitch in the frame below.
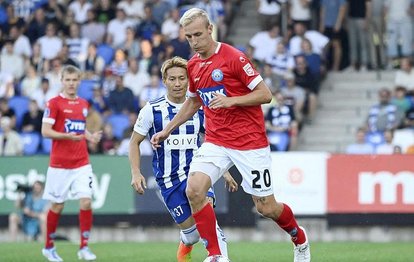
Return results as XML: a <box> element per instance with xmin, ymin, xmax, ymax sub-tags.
<box><xmin>0</xmin><ymin>241</ymin><xmax>410</xmax><ymax>261</ymax></box>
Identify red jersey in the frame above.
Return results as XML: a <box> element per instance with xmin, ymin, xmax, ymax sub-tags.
<box><xmin>43</xmin><ymin>94</ymin><xmax>89</xmax><ymax>168</ymax></box>
<box><xmin>188</xmin><ymin>42</ymin><xmax>269</xmax><ymax>150</ymax></box>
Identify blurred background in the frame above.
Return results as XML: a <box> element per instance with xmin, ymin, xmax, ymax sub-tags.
<box><xmin>0</xmin><ymin>0</ymin><xmax>413</xmax><ymax>244</ymax></box>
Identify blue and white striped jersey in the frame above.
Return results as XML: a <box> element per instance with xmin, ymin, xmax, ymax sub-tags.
<box><xmin>134</xmin><ymin>95</ymin><xmax>204</xmax><ymax>190</ymax></box>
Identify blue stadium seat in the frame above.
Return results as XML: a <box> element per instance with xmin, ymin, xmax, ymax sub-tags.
<box><xmin>8</xmin><ymin>96</ymin><xmax>30</xmax><ymax>130</ymax></box>
<box><xmin>21</xmin><ymin>132</ymin><xmax>41</xmax><ymax>155</ymax></box>
<box><xmin>106</xmin><ymin>114</ymin><xmax>130</xmax><ymax>140</ymax></box>
<box><xmin>97</xmin><ymin>44</ymin><xmax>115</xmax><ymax>65</ymax></box>
<box><xmin>41</xmin><ymin>137</ymin><xmax>52</xmax><ymax>154</ymax></box>
<box><xmin>78</xmin><ymin>79</ymin><xmax>98</xmax><ymax>101</ymax></box>
<box><xmin>268</xmin><ymin>131</ymin><xmax>290</xmax><ymax>151</ymax></box>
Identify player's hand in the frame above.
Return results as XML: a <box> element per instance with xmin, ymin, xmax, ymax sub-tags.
<box><xmin>89</xmin><ymin>131</ymin><xmax>103</xmax><ymax>144</ymax></box>
<box><xmin>131</xmin><ymin>173</ymin><xmax>147</xmax><ymax>195</ymax></box>
<box><xmin>150</xmin><ymin>131</ymin><xmax>169</xmax><ymax>149</ymax></box>
<box><xmin>223</xmin><ymin>172</ymin><xmax>238</xmax><ymax>192</ymax></box>
<box><xmin>67</xmin><ymin>132</ymin><xmax>84</xmax><ymax>141</ymax></box>
<box><xmin>209</xmin><ymin>93</ymin><xmax>234</xmax><ymax>109</ymax></box>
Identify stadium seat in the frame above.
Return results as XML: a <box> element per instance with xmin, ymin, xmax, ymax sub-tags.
<box><xmin>8</xmin><ymin>96</ymin><xmax>30</xmax><ymax>130</ymax></box>
<box><xmin>106</xmin><ymin>114</ymin><xmax>130</xmax><ymax>140</ymax></box>
<box><xmin>78</xmin><ymin>79</ymin><xmax>98</xmax><ymax>101</ymax></box>
<box><xmin>97</xmin><ymin>44</ymin><xmax>115</xmax><ymax>65</ymax></box>
<box><xmin>268</xmin><ymin>131</ymin><xmax>290</xmax><ymax>151</ymax></box>
<box><xmin>41</xmin><ymin>137</ymin><xmax>52</xmax><ymax>154</ymax></box>
<box><xmin>21</xmin><ymin>132</ymin><xmax>41</xmax><ymax>155</ymax></box>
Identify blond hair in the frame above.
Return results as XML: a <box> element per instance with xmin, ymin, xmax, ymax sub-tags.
<box><xmin>160</xmin><ymin>56</ymin><xmax>188</xmax><ymax>82</ymax></box>
<box><xmin>60</xmin><ymin>65</ymin><xmax>81</xmax><ymax>80</ymax></box>
<box><xmin>179</xmin><ymin>7</ymin><xmax>211</xmax><ymax>27</ymax></box>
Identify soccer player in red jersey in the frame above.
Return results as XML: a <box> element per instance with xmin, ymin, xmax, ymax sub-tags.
<box><xmin>41</xmin><ymin>65</ymin><xmax>102</xmax><ymax>261</ymax></box>
<box><xmin>151</xmin><ymin>8</ymin><xmax>311</xmax><ymax>262</ymax></box>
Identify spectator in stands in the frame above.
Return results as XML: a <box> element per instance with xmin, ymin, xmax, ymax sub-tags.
<box><xmin>151</xmin><ymin>0</ymin><xmax>173</xmax><ymax>27</ymax></box>
<box><xmin>162</xmin><ymin>7</ymin><xmax>181</xmax><ymax>41</ymax></box>
<box><xmin>95</xmin><ymin>0</ymin><xmax>116</xmax><ymax>24</ymax></box>
<box><xmin>289</xmin><ymin>22</ymin><xmax>329</xmax><ymax>57</ymax></box>
<box><xmin>117</xmin><ymin>0</ymin><xmax>145</xmax><ymax>23</ymax></box>
<box><xmin>107</xmin><ymin>8</ymin><xmax>135</xmax><ymax>48</ymax></box>
<box><xmin>375</xmin><ymin>129</ymin><xmax>395</xmax><ymax>154</ymax></box>
<box><xmin>28</xmin><ymin>42</ymin><xmax>44</xmax><ymax>74</ymax></box>
<box><xmin>109</xmin><ymin>48</ymin><xmax>129</xmax><ymax>77</ymax></box>
<box><xmin>370</xmin><ymin>0</ymin><xmax>386</xmax><ymax>69</ymax></box>
<box><xmin>100</xmin><ymin>123</ymin><xmax>119</xmax><ymax>155</ymax></box>
<box><xmin>107</xmin><ymin>75</ymin><xmax>135</xmax><ymax>114</ymax></box>
<box><xmin>120</xmin><ymin>27</ymin><xmax>141</xmax><ymax>59</ymax></box>
<box><xmin>90</xmin><ymin>86</ymin><xmax>108</xmax><ymax>115</ymax></box>
<box><xmin>393</xmin><ymin>145</ymin><xmax>403</xmax><ymax>154</ymax></box>
<box><xmin>249</xmin><ymin>24</ymin><xmax>282</xmax><ymax>65</ymax></box>
<box><xmin>123</xmin><ymin>58</ymin><xmax>151</xmax><ymax>98</ymax></box>
<box><xmin>0</xmin><ymin>97</ymin><xmax>16</xmax><ymax>128</ymax></box>
<box><xmin>136</xmin><ymin>4</ymin><xmax>161</xmax><ymax>41</ymax></box>
<box><xmin>256</xmin><ymin>0</ymin><xmax>283</xmax><ymax>31</ymax></box>
<box><xmin>81</xmin><ymin>43</ymin><xmax>105</xmax><ymax>77</ymax></box>
<box><xmin>8</xmin><ymin>24</ymin><xmax>32</xmax><ymax>59</ymax></box>
<box><xmin>57</xmin><ymin>44</ymin><xmax>78</xmax><ymax>67</ymax></box>
<box><xmin>346</xmin><ymin>0</ymin><xmax>371</xmax><ymax>72</ymax></box>
<box><xmin>44</xmin><ymin>58</ymin><xmax>63</xmax><ymax>94</ymax></box>
<box><xmin>346</xmin><ymin>127</ymin><xmax>375</xmax><ymax>154</ymax></box>
<box><xmin>366</xmin><ymin>88</ymin><xmax>404</xmax><ymax>133</ymax></box>
<box><xmin>384</xmin><ymin>0</ymin><xmax>413</xmax><ymax>67</ymax></box>
<box><xmin>20</xmin><ymin>64</ymin><xmax>42</xmax><ymax>97</ymax></box>
<box><xmin>41</xmin><ymin>0</ymin><xmax>65</xmax><ymax>25</ymax></box>
<box><xmin>196</xmin><ymin>0</ymin><xmax>227</xmax><ymax>41</ymax></box>
<box><xmin>266</xmin><ymin>90</ymin><xmax>299</xmax><ymax>151</ymax></box>
<box><xmin>2</xmin><ymin>4</ymin><xmax>25</xmax><ymax>34</ymax></box>
<box><xmin>81</xmin><ymin>9</ymin><xmax>106</xmax><ymax>45</ymax></box>
<box><xmin>166</xmin><ymin>26</ymin><xmax>192</xmax><ymax>60</ymax></box>
<box><xmin>26</xmin><ymin>7</ymin><xmax>47</xmax><ymax>44</ymax></box>
<box><xmin>8</xmin><ymin>181</ymin><xmax>49</xmax><ymax>241</ymax></box>
<box><xmin>1</xmin><ymin>39</ymin><xmax>25</xmax><ymax>80</ymax></box>
<box><xmin>0</xmin><ymin>71</ymin><xmax>15</xmax><ymax>99</ymax></box>
<box><xmin>287</xmin><ymin>0</ymin><xmax>312</xmax><ymax>27</ymax></box>
<box><xmin>139</xmin><ymin>74</ymin><xmax>166</xmax><ymax>108</ymax></box>
<box><xmin>0</xmin><ymin>116</ymin><xmax>23</xmax><ymax>156</ymax></box>
<box><xmin>298</xmin><ymin>38</ymin><xmax>323</xmax><ymax>81</ymax></box>
<box><xmin>262</xmin><ymin>63</ymin><xmax>281</xmax><ymax>94</ymax></box>
<box><xmin>394</xmin><ymin>57</ymin><xmax>414</xmax><ymax>90</ymax></box>
<box><xmin>66</xmin><ymin>22</ymin><xmax>89</xmax><ymax>65</ymax></box>
<box><xmin>294</xmin><ymin>55</ymin><xmax>318</xmax><ymax>124</ymax></box>
<box><xmin>21</xmin><ymin>99</ymin><xmax>43</xmax><ymax>133</ymax></box>
<box><xmin>266</xmin><ymin>41</ymin><xmax>295</xmax><ymax>79</ymax></box>
<box><xmin>30</xmin><ymin>78</ymin><xmax>56</xmax><ymax>110</ymax></box>
<box><xmin>281</xmin><ymin>72</ymin><xmax>306</xmax><ymax>124</ymax></box>
<box><xmin>68</xmin><ymin>0</ymin><xmax>93</xmax><ymax>24</ymax></box>
<box><xmin>36</xmin><ymin>22</ymin><xmax>63</xmax><ymax>60</ymax></box>
<box><xmin>319</xmin><ymin>0</ymin><xmax>347</xmax><ymax>71</ymax></box>
<box><xmin>392</xmin><ymin>109</ymin><xmax>414</xmax><ymax>153</ymax></box>
<box><xmin>391</xmin><ymin>86</ymin><xmax>411</xmax><ymax>116</ymax></box>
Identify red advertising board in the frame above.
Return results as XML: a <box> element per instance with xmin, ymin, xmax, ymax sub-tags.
<box><xmin>327</xmin><ymin>155</ymin><xmax>414</xmax><ymax>213</ymax></box>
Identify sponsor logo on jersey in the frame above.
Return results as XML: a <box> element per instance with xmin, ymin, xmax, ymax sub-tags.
<box><xmin>211</xmin><ymin>69</ymin><xmax>224</xmax><ymax>81</ymax></box>
<box><xmin>243</xmin><ymin>63</ymin><xmax>255</xmax><ymax>76</ymax></box>
<box><xmin>64</xmin><ymin>119</ymin><xmax>86</xmax><ymax>133</ymax></box>
<box><xmin>197</xmin><ymin>85</ymin><xmax>226</xmax><ymax>106</ymax></box>
<box><xmin>164</xmin><ymin>134</ymin><xmax>199</xmax><ymax>150</ymax></box>
<box><xmin>239</xmin><ymin>56</ymin><xmax>246</xmax><ymax>63</ymax></box>
<box><xmin>63</xmin><ymin>109</ymin><xmax>73</xmax><ymax>113</ymax></box>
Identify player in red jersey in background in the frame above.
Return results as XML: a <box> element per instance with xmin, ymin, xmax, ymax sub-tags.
<box><xmin>41</xmin><ymin>65</ymin><xmax>102</xmax><ymax>261</ymax></box>
<box><xmin>151</xmin><ymin>8</ymin><xmax>311</xmax><ymax>262</ymax></box>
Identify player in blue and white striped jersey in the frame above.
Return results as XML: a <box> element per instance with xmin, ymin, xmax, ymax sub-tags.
<box><xmin>129</xmin><ymin>57</ymin><xmax>237</xmax><ymax>262</ymax></box>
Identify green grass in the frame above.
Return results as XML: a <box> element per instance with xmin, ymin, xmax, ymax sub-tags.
<box><xmin>0</xmin><ymin>241</ymin><xmax>411</xmax><ymax>261</ymax></box>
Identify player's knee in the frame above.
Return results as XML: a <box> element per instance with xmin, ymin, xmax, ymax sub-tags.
<box><xmin>180</xmin><ymin>228</ymin><xmax>200</xmax><ymax>246</ymax></box>
<box><xmin>256</xmin><ymin>202</ymin><xmax>278</xmax><ymax>219</ymax></box>
<box><xmin>185</xmin><ymin>185</ymin><xmax>204</xmax><ymax>203</ymax></box>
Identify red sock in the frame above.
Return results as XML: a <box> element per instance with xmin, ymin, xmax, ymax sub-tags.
<box><xmin>275</xmin><ymin>204</ymin><xmax>306</xmax><ymax>245</ymax></box>
<box><xmin>192</xmin><ymin>203</ymin><xmax>221</xmax><ymax>256</ymax></box>
<box><xmin>45</xmin><ymin>210</ymin><xmax>61</xmax><ymax>249</ymax></box>
<box><xmin>79</xmin><ymin>209</ymin><xmax>93</xmax><ymax>249</ymax></box>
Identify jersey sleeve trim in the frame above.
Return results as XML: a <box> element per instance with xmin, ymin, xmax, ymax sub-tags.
<box><xmin>42</xmin><ymin>118</ymin><xmax>55</xmax><ymax>124</ymax></box>
<box><xmin>247</xmin><ymin>75</ymin><xmax>263</xmax><ymax>90</ymax></box>
<box><xmin>187</xmin><ymin>90</ymin><xmax>197</xmax><ymax>97</ymax></box>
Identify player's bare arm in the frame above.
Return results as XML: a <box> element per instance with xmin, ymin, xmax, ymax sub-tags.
<box><xmin>129</xmin><ymin>131</ymin><xmax>147</xmax><ymax>194</ymax></box>
<box><xmin>223</xmin><ymin>172</ymin><xmax>238</xmax><ymax>192</ymax></box>
<box><xmin>151</xmin><ymin>96</ymin><xmax>202</xmax><ymax>148</ymax></box>
<box><xmin>209</xmin><ymin>81</ymin><xmax>272</xmax><ymax>110</ymax></box>
<box><xmin>85</xmin><ymin>130</ymin><xmax>102</xmax><ymax>144</ymax></box>
<box><xmin>41</xmin><ymin>122</ymin><xmax>84</xmax><ymax>141</ymax></box>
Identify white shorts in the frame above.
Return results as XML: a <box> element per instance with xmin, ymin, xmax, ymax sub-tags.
<box><xmin>189</xmin><ymin>142</ymin><xmax>274</xmax><ymax>197</ymax></box>
<box><xmin>43</xmin><ymin>164</ymin><xmax>94</xmax><ymax>203</ymax></box>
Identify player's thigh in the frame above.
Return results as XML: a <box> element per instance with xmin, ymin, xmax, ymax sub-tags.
<box><xmin>43</xmin><ymin>167</ymin><xmax>75</xmax><ymax>203</ymax></box>
<box><xmin>228</xmin><ymin>146</ymin><xmax>274</xmax><ymax>197</ymax></box>
<box><xmin>70</xmin><ymin>164</ymin><xmax>94</xmax><ymax>199</ymax></box>
<box><xmin>189</xmin><ymin>142</ymin><xmax>233</xmax><ymax>185</ymax></box>
<box><xmin>162</xmin><ymin>182</ymin><xmax>193</xmax><ymax>225</ymax></box>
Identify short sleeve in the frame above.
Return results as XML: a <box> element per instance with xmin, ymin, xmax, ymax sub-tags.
<box><xmin>229</xmin><ymin>51</ymin><xmax>263</xmax><ymax>90</ymax></box>
<box><xmin>133</xmin><ymin>103</ymin><xmax>153</xmax><ymax>136</ymax></box>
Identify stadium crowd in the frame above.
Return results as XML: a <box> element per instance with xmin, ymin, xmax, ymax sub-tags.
<box><xmin>0</xmin><ymin>0</ymin><xmax>414</xmax><ymax>157</ymax></box>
